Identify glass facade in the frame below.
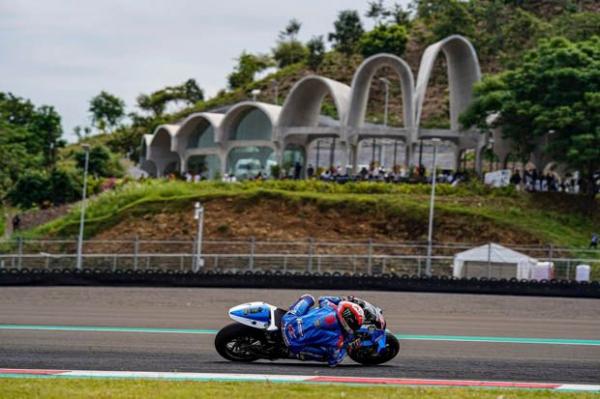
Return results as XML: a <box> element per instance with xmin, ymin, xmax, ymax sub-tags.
<box><xmin>283</xmin><ymin>145</ymin><xmax>305</xmax><ymax>177</ymax></box>
<box><xmin>231</xmin><ymin>109</ymin><xmax>272</xmax><ymax>141</ymax></box>
<box><xmin>226</xmin><ymin>146</ymin><xmax>276</xmax><ymax>179</ymax></box>
<box><xmin>187</xmin><ymin>155</ymin><xmax>221</xmax><ymax>179</ymax></box>
<box><xmin>187</xmin><ymin>123</ymin><xmax>217</xmax><ymax>149</ymax></box>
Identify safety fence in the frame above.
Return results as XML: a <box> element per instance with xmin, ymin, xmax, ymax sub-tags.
<box><xmin>0</xmin><ymin>252</ymin><xmax>598</xmax><ymax>282</ymax></box>
<box><xmin>2</xmin><ymin>238</ymin><xmax>599</xmax><ymax>259</ymax></box>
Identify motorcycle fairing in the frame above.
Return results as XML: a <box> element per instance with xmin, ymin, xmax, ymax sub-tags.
<box><xmin>228</xmin><ymin>302</ymin><xmax>280</xmax><ymax>331</ymax></box>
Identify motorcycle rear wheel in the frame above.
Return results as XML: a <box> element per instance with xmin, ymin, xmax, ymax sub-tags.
<box><xmin>214</xmin><ymin>323</ymin><xmax>267</xmax><ymax>362</ymax></box>
<box><xmin>348</xmin><ymin>332</ymin><xmax>399</xmax><ymax>365</ymax></box>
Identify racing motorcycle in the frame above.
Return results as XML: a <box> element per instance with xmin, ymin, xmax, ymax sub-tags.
<box><xmin>214</xmin><ymin>299</ymin><xmax>399</xmax><ymax>365</ymax></box>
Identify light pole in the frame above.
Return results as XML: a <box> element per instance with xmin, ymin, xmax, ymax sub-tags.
<box><xmin>76</xmin><ymin>144</ymin><xmax>90</xmax><ymax>271</ymax></box>
<box><xmin>377</xmin><ymin>78</ymin><xmax>391</xmax><ymax>170</ymax></box>
<box><xmin>425</xmin><ymin>138</ymin><xmax>441</xmax><ymax>276</ymax></box>
<box><xmin>316</xmin><ymin>140</ymin><xmax>321</xmax><ymax>170</ymax></box>
<box><xmin>251</xmin><ymin>89</ymin><xmax>261</xmax><ymax>102</ymax></box>
<box><xmin>380</xmin><ymin>78</ymin><xmax>390</xmax><ymax>127</ymax></box>
<box><xmin>271</xmin><ymin>79</ymin><xmax>278</xmax><ymax>104</ymax></box>
<box><xmin>488</xmin><ymin>137</ymin><xmax>496</xmax><ymax>171</ymax></box>
<box><xmin>193</xmin><ymin>201</ymin><xmax>205</xmax><ymax>272</ymax></box>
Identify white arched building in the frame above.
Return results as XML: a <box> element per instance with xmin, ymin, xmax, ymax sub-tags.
<box><xmin>140</xmin><ymin>35</ymin><xmax>498</xmax><ymax>178</ymax></box>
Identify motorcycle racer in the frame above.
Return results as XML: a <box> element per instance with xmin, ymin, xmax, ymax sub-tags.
<box><xmin>281</xmin><ymin>294</ymin><xmax>365</xmax><ymax>367</ymax></box>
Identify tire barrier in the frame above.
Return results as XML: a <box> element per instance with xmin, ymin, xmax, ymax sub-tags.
<box><xmin>0</xmin><ymin>269</ymin><xmax>598</xmax><ymax>298</ymax></box>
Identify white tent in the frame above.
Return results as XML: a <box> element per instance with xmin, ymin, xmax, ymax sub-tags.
<box><xmin>452</xmin><ymin>243</ymin><xmax>538</xmax><ymax>279</ymax></box>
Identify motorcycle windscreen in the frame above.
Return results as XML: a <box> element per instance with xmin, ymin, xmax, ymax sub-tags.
<box><xmin>229</xmin><ymin>302</ymin><xmax>273</xmax><ymax>330</ymax></box>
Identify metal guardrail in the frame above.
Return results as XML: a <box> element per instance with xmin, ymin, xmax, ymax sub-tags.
<box><xmin>2</xmin><ymin>238</ymin><xmax>599</xmax><ymax>258</ymax></box>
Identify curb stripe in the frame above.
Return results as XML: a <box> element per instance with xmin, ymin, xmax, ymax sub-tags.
<box><xmin>394</xmin><ymin>334</ymin><xmax>600</xmax><ymax>346</ymax></box>
<box><xmin>2</xmin><ymin>324</ymin><xmax>599</xmax><ymax>346</ymax></box>
<box><xmin>1</xmin><ymin>369</ymin><xmax>599</xmax><ymax>392</ymax></box>
<box><xmin>0</xmin><ymin>325</ymin><xmax>216</xmax><ymax>334</ymax></box>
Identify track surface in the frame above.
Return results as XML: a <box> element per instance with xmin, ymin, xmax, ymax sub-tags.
<box><xmin>0</xmin><ymin>287</ymin><xmax>599</xmax><ymax>383</ymax></box>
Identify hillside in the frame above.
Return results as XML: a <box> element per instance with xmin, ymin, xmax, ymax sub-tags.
<box><xmin>22</xmin><ymin>180</ymin><xmax>598</xmax><ymax>257</ymax></box>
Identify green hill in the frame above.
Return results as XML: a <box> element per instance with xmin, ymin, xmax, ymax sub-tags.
<box><xmin>21</xmin><ymin>180</ymin><xmax>598</xmax><ymax>257</ymax></box>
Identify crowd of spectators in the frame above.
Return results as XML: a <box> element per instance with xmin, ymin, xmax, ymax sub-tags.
<box><xmin>166</xmin><ymin>163</ymin><xmax>595</xmax><ymax>195</ymax></box>
<box><xmin>510</xmin><ymin>169</ymin><xmax>581</xmax><ymax>193</ymax></box>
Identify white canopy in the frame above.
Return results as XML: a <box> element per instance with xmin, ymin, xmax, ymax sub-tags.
<box><xmin>455</xmin><ymin>243</ymin><xmax>537</xmax><ymax>263</ymax></box>
<box><xmin>453</xmin><ymin>243</ymin><xmax>538</xmax><ymax>279</ymax></box>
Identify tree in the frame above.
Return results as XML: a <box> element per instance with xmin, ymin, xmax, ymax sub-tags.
<box><xmin>31</xmin><ymin>105</ymin><xmax>63</xmax><ymax>168</ymax></box>
<box><xmin>273</xmin><ymin>19</ymin><xmax>308</xmax><ymax>68</ymax></box>
<box><xmin>7</xmin><ymin>170</ymin><xmax>50</xmax><ymax>209</ymax></box>
<box><xmin>0</xmin><ymin>92</ymin><xmax>63</xmax><ymax>168</ymax></box>
<box><xmin>75</xmin><ymin>145</ymin><xmax>124</xmax><ymax>178</ymax></box>
<box><xmin>47</xmin><ymin>168</ymin><xmax>81</xmax><ymax>206</ymax></box>
<box><xmin>499</xmin><ymin>8</ymin><xmax>550</xmax><ymax>67</ymax></box>
<box><xmin>553</xmin><ymin>12</ymin><xmax>600</xmax><ymax>42</ymax></box>
<box><xmin>365</xmin><ymin>0</ymin><xmax>390</xmax><ymax>25</ymax></box>
<box><xmin>460</xmin><ymin>37</ymin><xmax>600</xmax><ymax>200</ymax></box>
<box><xmin>0</xmin><ymin>121</ymin><xmax>38</xmax><ymax>200</ymax></box>
<box><xmin>89</xmin><ymin>91</ymin><xmax>126</xmax><ymax>133</ymax></box>
<box><xmin>272</xmin><ymin>41</ymin><xmax>308</xmax><ymax>68</ymax></box>
<box><xmin>359</xmin><ymin>23</ymin><xmax>409</xmax><ymax>58</ymax></box>
<box><xmin>280</xmin><ymin>19</ymin><xmax>302</xmax><ymax>41</ymax></box>
<box><xmin>227</xmin><ymin>52</ymin><xmax>273</xmax><ymax>89</ymax></box>
<box><xmin>433</xmin><ymin>0</ymin><xmax>475</xmax><ymax>41</ymax></box>
<box><xmin>390</xmin><ymin>2</ymin><xmax>411</xmax><ymax>25</ymax></box>
<box><xmin>328</xmin><ymin>10</ymin><xmax>365</xmax><ymax>56</ymax></box>
<box><xmin>6</xmin><ymin>168</ymin><xmax>82</xmax><ymax>208</ymax></box>
<box><xmin>306</xmin><ymin>36</ymin><xmax>326</xmax><ymax>71</ymax></box>
<box><xmin>136</xmin><ymin>79</ymin><xmax>204</xmax><ymax>117</ymax></box>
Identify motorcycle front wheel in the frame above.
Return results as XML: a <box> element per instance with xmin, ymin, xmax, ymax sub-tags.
<box><xmin>348</xmin><ymin>332</ymin><xmax>400</xmax><ymax>365</ymax></box>
<box><xmin>214</xmin><ymin>323</ymin><xmax>267</xmax><ymax>362</ymax></box>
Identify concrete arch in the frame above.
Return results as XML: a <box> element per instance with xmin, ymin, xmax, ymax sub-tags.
<box><xmin>278</xmin><ymin>75</ymin><xmax>351</xmax><ymax>128</ymax></box>
<box><xmin>148</xmin><ymin>124</ymin><xmax>181</xmax><ymax>176</ymax></box>
<box><xmin>348</xmin><ymin>53</ymin><xmax>415</xmax><ymax>129</ymax></box>
<box><xmin>139</xmin><ymin>134</ymin><xmax>154</xmax><ymax>162</ymax></box>
<box><xmin>139</xmin><ymin>159</ymin><xmax>157</xmax><ymax>177</ymax></box>
<box><xmin>218</xmin><ymin>101</ymin><xmax>281</xmax><ymax>143</ymax></box>
<box><xmin>414</xmin><ymin>35</ymin><xmax>481</xmax><ymax>131</ymax></box>
<box><xmin>148</xmin><ymin>124</ymin><xmax>179</xmax><ymax>156</ymax></box>
<box><xmin>174</xmin><ymin>112</ymin><xmax>223</xmax><ymax>153</ymax></box>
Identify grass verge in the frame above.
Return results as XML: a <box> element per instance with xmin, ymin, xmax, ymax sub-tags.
<box><xmin>0</xmin><ymin>378</ymin><xmax>598</xmax><ymax>399</ymax></box>
<box><xmin>21</xmin><ymin>180</ymin><xmax>597</xmax><ymax>252</ymax></box>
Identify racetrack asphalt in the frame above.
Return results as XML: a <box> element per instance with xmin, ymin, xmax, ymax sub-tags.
<box><xmin>0</xmin><ymin>287</ymin><xmax>598</xmax><ymax>383</ymax></box>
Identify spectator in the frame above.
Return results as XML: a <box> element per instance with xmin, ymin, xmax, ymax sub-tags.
<box><xmin>359</xmin><ymin>167</ymin><xmax>368</xmax><ymax>180</ymax></box>
<box><xmin>590</xmin><ymin>233</ymin><xmax>598</xmax><ymax>249</ymax></box>
<box><xmin>185</xmin><ymin>172</ymin><xmax>192</xmax><ymax>182</ymax></box>
<box><xmin>12</xmin><ymin>214</ymin><xmax>21</xmax><ymax>231</ymax></box>
<box><xmin>510</xmin><ymin>171</ymin><xmax>521</xmax><ymax>187</ymax></box>
<box><xmin>307</xmin><ymin>164</ymin><xmax>314</xmax><ymax>178</ymax></box>
<box><xmin>293</xmin><ymin>161</ymin><xmax>302</xmax><ymax>180</ymax></box>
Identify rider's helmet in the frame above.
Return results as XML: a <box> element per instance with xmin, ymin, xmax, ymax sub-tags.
<box><xmin>337</xmin><ymin>301</ymin><xmax>364</xmax><ymax>334</ymax></box>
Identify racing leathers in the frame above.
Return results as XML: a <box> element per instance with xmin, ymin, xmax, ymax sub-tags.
<box><xmin>281</xmin><ymin>294</ymin><xmax>357</xmax><ymax>367</ymax></box>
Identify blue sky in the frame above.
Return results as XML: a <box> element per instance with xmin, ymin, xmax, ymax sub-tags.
<box><xmin>0</xmin><ymin>0</ymin><xmax>409</xmax><ymax>141</ymax></box>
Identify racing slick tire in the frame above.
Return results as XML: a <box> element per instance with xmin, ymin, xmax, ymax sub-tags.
<box><xmin>348</xmin><ymin>332</ymin><xmax>399</xmax><ymax>365</ymax></box>
<box><xmin>214</xmin><ymin>323</ymin><xmax>266</xmax><ymax>362</ymax></box>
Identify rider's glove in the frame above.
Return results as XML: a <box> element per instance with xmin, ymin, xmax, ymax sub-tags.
<box><xmin>347</xmin><ymin>338</ymin><xmax>362</xmax><ymax>351</ymax></box>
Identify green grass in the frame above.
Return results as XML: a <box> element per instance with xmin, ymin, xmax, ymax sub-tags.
<box><xmin>21</xmin><ymin>180</ymin><xmax>597</xmax><ymax>254</ymax></box>
<box><xmin>0</xmin><ymin>206</ymin><xmax>5</xmax><ymax>236</ymax></box>
<box><xmin>0</xmin><ymin>378</ymin><xmax>597</xmax><ymax>399</ymax></box>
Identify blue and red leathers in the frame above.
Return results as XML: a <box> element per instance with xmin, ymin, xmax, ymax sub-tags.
<box><xmin>281</xmin><ymin>294</ymin><xmax>351</xmax><ymax>366</ymax></box>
